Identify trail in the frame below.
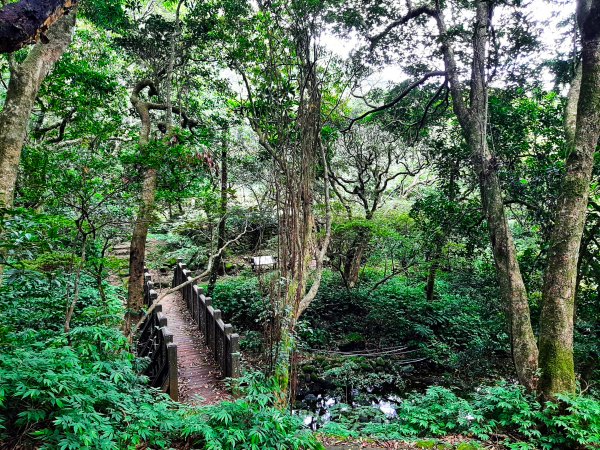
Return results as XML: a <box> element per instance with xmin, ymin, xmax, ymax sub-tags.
<box><xmin>112</xmin><ymin>242</ymin><xmax>229</xmax><ymax>404</ymax></box>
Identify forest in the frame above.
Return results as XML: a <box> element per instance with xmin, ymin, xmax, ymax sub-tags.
<box><xmin>0</xmin><ymin>0</ymin><xmax>599</xmax><ymax>448</ymax></box>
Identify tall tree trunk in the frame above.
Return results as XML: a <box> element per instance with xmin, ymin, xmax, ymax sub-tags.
<box><xmin>208</xmin><ymin>135</ymin><xmax>228</xmax><ymax>296</ymax></box>
<box><xmin>126</xmin><ymin>168</ymin><xmax>157</xmax><ymax>335</ymax></box>
<box><xmin>125</xmin><ymin>81</ymin><xmax>158</xmax><ymax>336</ymax></box>
<box><xmin>425</xmin><ymin>239</ymin><xmax>443</xmax><ymax>301</ymax></box>
<box><xmin>472</xmin><ymin>132</ymin><xmax>539</xmax><ymax>390</ymax></box>
<box><xmin>0</xmin><ymin>10</ymin><xmax>75</xmax><ymax>208</ymax></box>
<box><xmin>343</xmin><ymin>227</ymin><xmax>369</xmax><ymax>288</ymax></box>
<box><xmin>435</xmin><ymin>0</ymin><xmax>539</xmax><ymax>389</ymax></box>
<box><xmin>538</xmin><ymin>0</ymin><xmax>600</xmax><ymax>397</ymax></box>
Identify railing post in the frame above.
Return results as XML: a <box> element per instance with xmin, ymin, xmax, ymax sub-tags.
<box><xmin>167</xmin><ymin>343</ymin><xmax>179</xmax><ymax>401</ymax></box>
<box><xmin>192</xmin><ymin>285</ymin><xmax>199</xmax><ymax>324</ymax></box>
<box><xmin>212</xmin><ymin>309</ymin><xmax>221</xmax><ymax>357</ymax></box>
<box><xmin>149</xmin><ymin>289</ymin><xmax>157</xmax><ymax>308</ymax></box>
<box><xmin>208</xmin><ymin>308</ymin><xmax>221</xmax><ymax>359</ymax></box>
<box><xmin>230</xmin><ymin>333</ymin><xmax>240</xmax><ymax>378</ymax></box>
<box><xmin>205</xmin><ymin>297</ymin><xmax>212</xmax><ymax>346</ymax></box>
<box><xmin>157</xmin><ymin>312</ymin><xmax>167</xmax><ymax>328</ymax></box>
<box><xmin>224</xmin><ymin>324</ymin><xmax>233</xmax><ymax>376</ymax></box>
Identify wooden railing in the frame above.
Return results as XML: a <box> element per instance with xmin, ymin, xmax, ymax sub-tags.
<box><xmin>136</xmin><ymin>268</ymin><xmax>179</xmax><ymax>401</ymax></box>
<box><xmin>173</xmin><ymin>260</ymin><xmax>241</xmax><ymax>378</ymax></box>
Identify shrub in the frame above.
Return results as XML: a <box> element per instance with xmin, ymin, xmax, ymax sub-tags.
<box><xmin>321</xmin><ymin>383</ymin><xmax>600</xmax><ymax>450</ymax></box>
<box><xmin>0</xmin><ymin>268</ymin><xmax>322</xmax><ymax>450</ymax></box>
<box><xmin>210</xmin><ymin>277</ymin><xmax>270</xmax><ymax>333</ymax></box>
<box><xmin>184</xmin><ymin>374</ymin><xmax>323</xmax><ymax>450</ymax></box>
<box><xmin>301</xmin><ymin>272</ymin><xmax>507</xmax><ymax>378</ymax></box>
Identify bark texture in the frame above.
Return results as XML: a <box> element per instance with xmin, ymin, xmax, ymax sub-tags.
<box><xmin>125</xmin><ymin>81</ymin><xmax>158</xmax><ymax>336</ymax></box>
<box><xmin>538</xmin><ymin>0</ymin><xmax>600</xmax><ymax>397</ymax></box>
<box><xmin>343</xmin><ymin>228</ymin><xmax>369</xmax><ymax>288</ymax></box>
<box><xmin>425</xmin><ymin>241</ymin><xmax>442</xmax><ymax>301</ymax></box>
<box><xmin>208</xmin><ymin>137</ymin><xmax>228</xmax><ymax>296</ymax></box>
<box><xmin>0</xmin><ymin>11</ymin><xmax>76</xmax><ymax>208</ymax></box>
<box><xmin>0</xmin><ymin>0</ymin><xmax>76</xmax><ymax>53</ymax></box>
<box><xmin>435</xmin><ymin>0</ymin><xmax>539</xmax><ymax>389</ymax></box>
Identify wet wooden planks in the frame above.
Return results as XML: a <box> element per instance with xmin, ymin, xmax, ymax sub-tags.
<box><xmin>157</xmin><ymin>275</ymin><xmax>230</xmax><ymax>405</ymax></box>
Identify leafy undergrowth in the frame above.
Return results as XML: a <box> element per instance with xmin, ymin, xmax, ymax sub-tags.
<box><xmin>2</xmin><ymin>268</ymin><xmax>598</xmax><ymax>450</ymax></box>
<box><xmin>317</xmin><ymin>384</ymin><xmax>600</xmax><ymax>450</ymax></box>
<box><xmin>0</xmin><ymin>269</ymin><xmax>321</xmax><ymax>450</ymax></box>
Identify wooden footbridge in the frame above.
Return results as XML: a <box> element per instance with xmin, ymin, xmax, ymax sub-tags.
<box><xmin>136</xmin><ymin>260</ymin><xmax>241</xmax><ymax>404</ymax></box>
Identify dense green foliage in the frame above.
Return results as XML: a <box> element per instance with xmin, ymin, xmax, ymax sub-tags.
<box><xmin>321</xmin><ymin>384</ymin><xmax>600</xmax><ymax>449</ymax></box>
<box><xmin>0</xmin><ymin>208</ymin><xmax>321</xmax><ymax>449</ymax></box>
<box><xmin>1</xmin><ymin>0</ymin><xmax>600</xmax><ymax>448</ymax></box>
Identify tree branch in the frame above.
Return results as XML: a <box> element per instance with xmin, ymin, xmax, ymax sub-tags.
<box><xmin>343</xmin><ymin>71</ymin><xmax>446</xmax><ymax>132</ymax></box>
<box><xmin>368</xmin><ymin>5</ymin><xmax>437</xmax><ymax>49</ymax></box>
<box><xmin>128</xmin><ymin>221</ymin><xmax>250</xmax><ymax>338</ymax></box>
<box><xmin>0</xmin><ymin>0</ymin><xmax>77</xmax><ymax>53</ymax></box>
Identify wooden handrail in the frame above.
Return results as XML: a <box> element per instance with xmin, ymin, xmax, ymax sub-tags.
<box><xmin>136</xmin><ymin>268</ymin><xmax>179</xmax><ymax>401</ymax></box>
<box><xmin>173</xmin><ymin>260</ymin><xmax>241</xmax><ymax>378</ymax></box>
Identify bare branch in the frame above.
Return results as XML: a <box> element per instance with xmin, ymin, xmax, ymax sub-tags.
<box><xmin>343</xmin><ymin>71</ymin><xmax>446</xmax><ymax>132</ymax></box>
<box><xmin>368</xmin><ymin>5</ymin><xmax>437</xmax><ymax>49</ymax></box>
<box><xmin>129</xmin><ymin>222</ymin><xmax>250</xmax><ymax>338</ymax></box>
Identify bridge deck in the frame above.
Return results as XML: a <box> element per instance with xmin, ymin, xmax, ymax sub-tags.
<box><xmin>112</xmin><ymin>243</ymin><xmax>230</xmax><ymax>404</ymax></box>
<box><xmin>154</xmin><ymin>270</ymin><xmax>230</xmax><ymax>405</ymax></box>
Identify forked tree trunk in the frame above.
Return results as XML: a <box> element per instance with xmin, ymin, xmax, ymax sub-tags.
<box><xmin>435</xmin><ymin>0</ymin><xmax>539</xmax><ymax>389</ymax></box>
<box><xmin>125</xmin><ymin>81</ymin><xmax>158</xmax><ymax>336</ymax></box>
<box><xmin>0</xmin><ymin>11</ymin><xmax>76</xmax><ymax>208</ymax></box>
<box><xmin>538</xmin><ymin>0</ymin><xmax>600</xmax><ymax>397</ymax></box>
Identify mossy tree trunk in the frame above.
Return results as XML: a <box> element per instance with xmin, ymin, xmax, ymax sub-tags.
<box><xmin>435</xmin><ymin>0</ymin><xmax>539</xmax><ymax>389</ymax></box>
<box><xmin>425</xmin><ymin>239</ymin><xmax>442</xmax><ymax>301</ymax></box>
<box><xmin>343</xmin><ymin>223</ymin><xmax>370</xmax><ymax>288</ymax></box>
<box><xmin>538</xmin><ymin>0</ymin><xmax>600</xmax><ymax>397</ymax></box>
<box><xmin>125</xmin><ymin>81</ymin><xmax>158</xmax><ymax>337</ymax></box>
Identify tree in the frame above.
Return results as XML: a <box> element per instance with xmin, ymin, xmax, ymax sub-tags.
<box><xmin>0</xmin><ymin>10</ymin><xmax>76</xmax><ymax>209</ymax></box>
<box><xmin>119</xmin><ymin>2</ymin><xmax>214</xmax><ymax>334</ymax></box>
<box><xmin>538</xmin><ymin>0</ymin><xmax>600</xmax><ymax>395</ymax></box>
<box><xmin>343</xmin><ymin>0</ymin><xmax>539</xmax><ymax>390</ymax></box>
<box><xmin>207</xmin><ymin>131</ymin><xmax>230</xmax><ymax>296</ymax></box>
<box><xmin>342</xmin><ymin>0</ymin><xmax>600</xmax><ymax>396</ymax></box>
<box><xmin>223</xmin><ymin>0</ymin><xmax>334</xmax><ymax>399</ymax></box>
<box><xmin>329</xmin><ymin>123</ymin><xmax>429</xmax><ymax>288</ymax></box>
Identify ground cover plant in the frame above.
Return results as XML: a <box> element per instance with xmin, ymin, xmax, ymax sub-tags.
<box><xmin>1</xmin><ymin>0</ymin><xmax>600</xmax><ymax>448</ymax></box>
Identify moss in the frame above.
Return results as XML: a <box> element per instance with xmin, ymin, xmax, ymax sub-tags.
<box><xmin>562</xmin><ymin>174</ymin><xmax>589</xmax><ymax>198</ymax></box>
<box><xmin>416</xmin><ymin>441</ymin><xmax>436</xmax><ymax>449</ymax></box>
<box><xmin>456</xmin><ymin>444</ymin><xmax>479</xmax><ymax>450</ymax></box>
<box><xmin>539</xmin><ymin>341</ymin><xmax>576</xmax><ymax>395</ymax></box>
